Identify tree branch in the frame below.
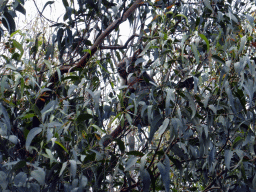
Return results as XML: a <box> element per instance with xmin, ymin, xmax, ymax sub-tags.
<box><xmin>33</xmin><ymin>0</ymin><xmax>144</xmax><ymax>145</ymax></box>
<box><xmin>100</xmin><ymin>34</ymin><xmax>140</xmax><ymax>50</ymax></box>
<box><xmin>43</xmin><ymin>0</ymin><xmax>143</xmax><ymax>90</ymax></box>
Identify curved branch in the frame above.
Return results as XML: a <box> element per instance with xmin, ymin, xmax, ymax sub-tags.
<box><xmin>99</xmin><ymin>34</ymin><xmax>158</xmax><ymax>50</ymax></box>
<box><xmin>32</xmin><ymin>0</ymin><xmax>56</xmax><ymax>24</ymax></box>
<box><xmin>100</xmin><ymin>34</ymin><xmax>140</xmax><ymax>50</ymax></box>
<box><xmin>33</xmin><ymin>0</ymin><xmax>143</xmax><ymax>144</ymax></box>
<box><xmin>45</xmin><ymin>0</ymin><xmax>143</xmax><ymax>88</ymax></box>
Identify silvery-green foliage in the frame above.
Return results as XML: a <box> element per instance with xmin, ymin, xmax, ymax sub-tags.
<box><xmin>1</xmin><ymin>0</ymin><xmax>256</xmax><ymax>191</ymax></box>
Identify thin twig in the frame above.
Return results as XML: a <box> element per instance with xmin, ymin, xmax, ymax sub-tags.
<box><xmin>32</xmin><ymin>0</ymin><xmax>56</xmax><ymax>24</ymax></box>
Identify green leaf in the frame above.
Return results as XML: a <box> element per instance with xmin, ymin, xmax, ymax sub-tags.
<box><xmin>199</xmin><ymin>34</ymin><xmax>210</xmax><ymax>52</ymax></box>
<box><xmin>139</xmin><ymin>39</ymin><xmax>157</xmax><ymax>57</ymax></box>
<box><xmin>1</xmin><ymin>75</ymin><xmax>7</xmax><ymax>94</ymax></box>
<box><xmin>69</xmin><ymin>159</ymin><xmax>77</xmax><ymax>179</ymax></box>
<box><xmin>62</xmin><ymin>0</ymin><xmax>69</xmax><ymax>7</ymax></box>
<box><xmin>114</xmin><ymin>139</ymin><xmax>125</xmax><ymax>153</ymax></box>
<box><xmin>77</xmin><ymin>113</ymin><xmax>93</xmax><ymax>122</ymax></box>
<box><xmin>13</xmin><ymin>160</ymin><xmax>26</xmax><ymax>171</ymax></box>
<box><xmin>238</xmin><ymin>36</ymin><xmax>246</xmax><ymax>54</ymax></box>
<box><xmin>10</xmin><ymin>30</ymin><xmax>22</xmax><ymax>38</ymax></box>
<box><xmin>185</xmin><ymin>92</ymin><xmax>196</xmax><ymax>119</ymax></box>
<box><xmin>0</xmin><ymin>171</ymin><xmax>7</xmax><ymax>189</ymax></box>
<box><xmin>253</xmin><ymin>173</ymin><xmax>256</xmax><ymax>189</ymax></box>
<box><xmin>140</xmin><ymin>153</ymin><xmax>148</xmax><ymax>170</ymax></box>
<box><xmin>25</xmin><ymin>127</ymin><xmax>42</xmax><ymax>151</ymax></box>
<box><xmin>125</xmin><ymin>113</ymin><xmax>132</xmax><ymax>125</ymax></box>
<box><xmin>68</xmin><ymin>85</ymin><xmax>77</xmax><ymax>97</ymax></box>
<box><xmin>17</xmin><ymin>0</ymin><xmax>25</xmax><ymax>5</ymax></box>
<box><xmin>127</xmin><ymin>151</ymin><xmax>144</xmax><ymax>157</ymax></box>
<box><xmin>98</xmin><ymin>134</ymin><xmax>110</xmax><ymax>147</ymax></box>
<box><xmin>191</xmin><ymin>43</ymin><xmax>199</xmax><ymax>65</ymax></box>
<box><xmin>224</xmin><ymin>150</ymin><xmax>233</xmax><ymax>170</ymax></box>
<box><xmin>0</xmin><ymin>103</ymin><xmax>11</xmax><ymax>132</ymax></box>
<box><xmin>14</xmin><ymin>172</ymin><xmax>27</xmax><ymax>187</ymax></box>
<box><xmin>20</xmin><ymin>113</ymin><xmax>35</xmax><ymax>119</ymax></box>
<box><xmin>57</xmin><ymin>28</ymin><xmax>64</xmax><ymax>51</ymax></box>
<box><xmin>56</xmin><ymin>67</ymin><xmax>61</xmax><ymax>82</ymax></box>
<box><xmin>83</xmin><ymin>49</ymin><xmax>91</xmax><ymax>55</ymax></box>
<box><xmin>84</xmin><ymin>39</ymin><xmax>92</xmax><ymax>46</ymax></box>
<box><xmin>42</xmin><ymin>1</ymin><xmax>55</xmax><ymax>14</ymax></box>
<box><xmin>31</xmin><ymin>168</ymin><xmax>45</xmax><ymax>185</ymax></box>
<box><xmin>44</xmin><ymin>59</ymin><xmax>53</xmax><ymax>73</ymax></box>
<box><xmin>43</xmin><ymin>148</ymin><xmax>57</xmax><ymax>166</ymax></box>
<box><xmin>2</xmin><ymin>11</ymin><xmax>16</xmax><ymax>34</ymax></box>
<box><xmin>15</xmin><ymin>3</ymin><xmax>26</xmax><ymax>15</ymax></box>
<box><xmin>64</xmin><ymin>6</ymin><xmax>72</xmax><ymax>22</ymax></box>
<box><xmin>124</xmin><ymin>156</ymin><xmax>137</xmax><ymax>172</ymax></box>
<box><xmin>92</xmin><ymin>124</ymin><xmax>106</xmax><ymax>133</ymax></box>
<box><xmin>12</xmin><ymin>40</ymin><xmax>23</xmax><ymax>60</ymax></box>
<box><xmin>59</xmin><ymin>161</ymin><xmax>68</xmax><ymax>177</ymax></box>
<box><xmin>175</xmin><ymin>14</ymin><xmax>188</xmax><ymax>23</ymax></box>
<box><xmin>212</xmin><ymin>55</ymin><xmax>225</xmax><ymax>64</ymax></box>
<box><xmin>157</xmin><ymin>155</ymin><xmax>170</xmax><ymax>192</ymax></box>
<box><xmin>140</xmin><ymin>169</ymin><xmax>151</xmax><ymax>192</ymax></box>
<box><xmin>156</xmin><ymin>118</ymin><xmax>169</xmax><ymax>136</ymax></box>
<box><xmin>55</xmin><ymin>141</ymin><xmax>69</xmax><ymax>153</ymax></box>
<box><xmin>32</xmin><ymin>104</ymin><xmax>41</xmax><ymax>117</ymax></box>
<box><xmin>204</xmin><ymin>0</ymin><xmax>213</xmax><ymax>12</ymax></box>
<box><xmin>63</xmin><ymin>75</ymin><xmax>80</xmax><ymax>81</ymax></box>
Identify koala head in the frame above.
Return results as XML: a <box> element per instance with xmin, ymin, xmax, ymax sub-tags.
<box><xmin>117</xmin><ymin>58</ymin><xmax>135</xmax><ymax>79</ymax></box>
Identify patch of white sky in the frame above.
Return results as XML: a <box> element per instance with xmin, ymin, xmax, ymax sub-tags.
<box><xmin>15</xmin><ymin>0</ymin><xmax>66</xmax><ymax>39</ymax></box>
<box><xmin>16</xmin><ymin>0</ymin><xmax>133</xmax><ymax>48</ymax></box>
<box><xmin>12</xmin><ymin>0</ymin><xmax>140</xmax><ymax>82</ymax></box>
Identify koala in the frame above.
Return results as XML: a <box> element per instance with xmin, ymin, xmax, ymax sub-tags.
<box><xmin>117</xmin><ymin>57</ymin><xmax>154</xmax><ymax>94</ymax></box>
<box><xmin>117</xmin><ymin>56</ymin><xmax>157</xmax><ymax>127</ymax></box>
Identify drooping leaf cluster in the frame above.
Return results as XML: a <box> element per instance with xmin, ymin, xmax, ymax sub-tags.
<box><xmin>0</xmin><ymin>0</ymin><xmax>256</xmax><ymax>191</ymax></box>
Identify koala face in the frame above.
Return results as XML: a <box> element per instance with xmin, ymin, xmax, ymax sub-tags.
<box><xmin>117</xmin><ymin>57</ymin><xmax>154</xmax><ymax>93</ymax></box>
<box><xmin>117</xmin><ymin>58</ymin><xmax>135</xmax><ymax>79</ymax></box>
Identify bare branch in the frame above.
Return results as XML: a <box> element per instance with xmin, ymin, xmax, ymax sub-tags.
<box><xmin>100</xmin><ymin>34</ymin><xmax>140</xmax><ymax>50</ymax></box>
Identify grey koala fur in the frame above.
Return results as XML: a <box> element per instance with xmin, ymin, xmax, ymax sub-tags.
<box><xmin>117</xmin><ymin>57</ymin><xmax>154</xmax><ymax>93</ymax></box>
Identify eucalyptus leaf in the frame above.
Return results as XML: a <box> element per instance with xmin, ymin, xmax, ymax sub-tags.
<box><xmin>14</xmin><ymin>172</ymin><xmax>27</xmax><ymax>187</ymax></box>
<box><xmin>140</xmin><ymin>169</ymin><xmax>151</xmax><ymax>192</ymax></box>
<box><xmin>253</xmin><ymin>173</ymin><xmax>256</xmax><ymax>189</ymax></box>
<box><xmin>0</xmin><ymin>171</ymin><xmax>7</xmax><ymax>190</ymax></box>
<box><xmin>191</xmin><ymin>43</ymin><xmax>199</xmax><ymax>65</ymax></box>
<box><xmin>25</xmin><ymin>127</ymin><xmax>42</xmax><ymax>151</ymax></box>
<box><xmin>31</xmin><ymin>168</ymin><xmax>45</xmax><ymax>185</ymax></box>
<box><xmin>204</xmin><ymin>0</ymin><xmax>214</xmax><ymax>12</ymax></box>
<box><xmin>157</xmin><ymin>155</ymin><xmax>170</xmax><ymax>192</ymax></box>
<box><xmin>224</xmin><ymin>150</ymin><xmax>233</xmax><ymax>170</ymax></box>
<box><xmin>199</xmin><ymin>33</ymin><xmax>210</xmax><ymax>52</ymax></box>
<box><xmin>139</xmin><ymin>39</ymin><xmax>157</xmax><ymax>57</ymax></box>
<box><xmin>238</xmin><ymin>36</ymin><xmax>246</xmax><ymax>54</ymax></box>
<box><xmin>124</xmin><ymin>156</ymin><xmax>137</xmax><ymax>172</ymax></box>
<box><xmin>69</xmin><ymin>160</ymin><xmax>77</xmax><ymax>179</ymax></box>
<box><xmin>59</xmin><ymin>161</ymin><xmax>68</xmax><ymax>177</ymax></box>
<box><xmin>157</xmin><ymin>118</ymin><xmax>169</xmax><ymax>136</ymax></box>
<box><xmin>185</xmin><ymin>92</ymin><xmax>196</xmax><ymax>119</ymax></box>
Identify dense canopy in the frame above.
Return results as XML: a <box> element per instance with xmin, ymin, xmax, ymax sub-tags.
<box><xmin>0</xmin><ymin>0</ymin><xmax>256</xmax><ymax>191</ymax></box>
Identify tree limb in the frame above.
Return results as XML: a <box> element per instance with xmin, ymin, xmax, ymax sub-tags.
<box><xmin>33</xmin><ymin>0</ymin><xmax>144</xmax><ymax>145</ymax></box>
<box><xmin>41</xmin><ymin>0</ymin><xmax>143</xmax><ymax>91</ymax></box>
<box><xmin>100</xmin><ymin>34</ymin><xmax>140</xmax><ymax>50</ymax></box>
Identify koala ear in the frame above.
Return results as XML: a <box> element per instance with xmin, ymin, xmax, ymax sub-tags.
<box><xmin>117</xmin><ymin>60</ymin><xmax>127</xmax><ymax>79</ymax></box>
<box><xmin>124</xmin><ymin>58</ymin><xmax>134</xmax><ymax>73</ymax></box>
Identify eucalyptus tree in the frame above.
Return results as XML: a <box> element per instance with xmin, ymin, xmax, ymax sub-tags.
<box><xmin>0</xmin><ymin>0</ymin><xmax>256</xmax><ymax>191</ymax></box>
